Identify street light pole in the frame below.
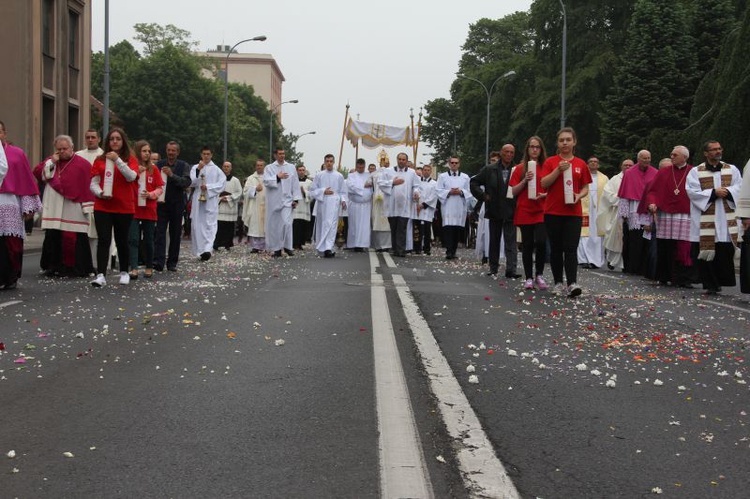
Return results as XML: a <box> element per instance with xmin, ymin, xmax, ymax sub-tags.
<box><xmin>560</xmin><ymin>0</ymin><xmax>567</xmax><ymax>129</ymax></box>
<box><xmin>222</xmin><ymin>35</ymin><xmax>267</xmax><ymax>162</ymax></box>
<box><xmin>457</xmin><ymin>70</ymin><xmax>515</xmax><ymax>163</ymax></box>
<box><xmin>293</xmin><ymin>130</ymin><xmax>316</xmax><ymax>148</ymax></box>
<box><xmin>269</xmin><ymin>99</ymin><xmax>299</xmax><ymax>161</ymax></box>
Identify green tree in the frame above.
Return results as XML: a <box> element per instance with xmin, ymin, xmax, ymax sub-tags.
<box><xmin>523</xmin><ymin>0</ymin><xmax>635</xmax><ymax>163</ymax></box>
<box><xmin>132</xmin><ymin>23</ymin><xmax>196</xmax><ymax>56</ymax></box>
<box><xmin>89</xmin><ymin>24</ymin><xmax>292</xmax><ymax>170</ymax></box>
<box><xmin>597</xmin><ymin>0</ymin><xmax>698</xmax><ymax>164</ymax></box>
<box><xmin>421</xmin><ymin>98</ymin><xmax>461</xmax><ymax>166</ymax></box>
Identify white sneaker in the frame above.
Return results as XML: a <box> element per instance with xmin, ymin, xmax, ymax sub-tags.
<box><xmin>550</xmin><ymin>282</ymin><xmax>567</xmax><ymax>295</ymax></box>
<box><xmin>568</xmin><ymin>283</ymin><xmax>582</xmax><ymax>297</ymax></box>
<box><xmin>91</xmin><ymin>273</ymin><xmax>106</xmax><ymax>287</ymax></box>
<box><xmin>119</xmin><ymin>272</ymin><xmax>130</xmax><ymax>285</ymax></box>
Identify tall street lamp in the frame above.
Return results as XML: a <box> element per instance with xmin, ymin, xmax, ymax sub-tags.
<box><xmin>560</xmin><ymin>0</ymin><xmax>567</xmax><ymax>129</ymax></box>
<box><xmin>222</xmin><ymin>35</ymin><xmax>267</xmax><ymax>162</ymax></box>
<box><xmin>427</xmin><ymin>116</ymin><xmax>457</xmax><ymax>155</ymax></box>
<box><xmin>293</xmin><ymin>130</ymin><xmax>316</xmax><ymax>149</ymax></box>
<box><xmin>269</xmin><ymin>99</ymin><xmax>299</xmax><ymax>161</ymax></box>
<box><xmin>457</xmin><ymin>70</ymin><xmax>516</xmax><ymax>163</ymax></box>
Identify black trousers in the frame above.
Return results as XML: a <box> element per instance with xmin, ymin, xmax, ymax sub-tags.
<box><xmin>94</xmin><ymin>211</ymin><xmax>132</xmax><ymax>274</ymax></box>
<box><xmin>545</xmin><ymin>214</ymin><xmax>582</xmax><ymax>285</ymax></box>
<box><xmin>488</xmin><ymin>218</ymin><xmax>517</xmax><ymax>273</ymax></box>
<box><xmin>214</xmin><ymin>220</ymin><xmax>236</xmax><ymax>250</ymax></box>
<box><xmin>519</xmin><ymin>223</ymin><xmax>547</xmax><ymax>279</ymax></box>
<box><xmin>388</xmin><ymin>216</ymin><xmax>409</xmax><ymax>255</ymax></box>
<box><xmin>655</xmin><ymin>239</ymin><xmax>694</xmax><ymax>286</ymax></box>
<box><xmin>415</xmin><ymin>220</ymin><xmax>432</xmax><ymax>254</ymax></box>
<box><xmin>155</xmin><ymin>203</ymin><xmax>184</xmax><ymax>269</ymax></box>
<box><xmin>623</xmin><ymin>225</ymin><xmax>649</xmax><ymax>275</ymax></box>
<box><xmin>442</xmin><ymin>225</ymin><xmax>461</xmax><ymax>257</ymax></box>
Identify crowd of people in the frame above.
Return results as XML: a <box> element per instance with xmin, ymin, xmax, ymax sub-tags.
<box><xmin>1</xmin><ymin>121</ymin><xmax>749</xmax><ymax>299</ymax></box>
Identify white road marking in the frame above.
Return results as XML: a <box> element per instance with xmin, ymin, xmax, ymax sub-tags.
<box><xmin>0</xmin><ymin>300</ymin><xmax>22</xmax><ymax>309</ymax></box>
<box><xmin>392</xmin><ymin>273</ymin><xmax>521</xmax><ymax>499</ymax></box>
<box><xmin>702</xmin><ymin>299</ymin><xmax>750</xmax><ymax>314</ymax></box>
<box><xmin>368</xmin><ymin>250</ymin><xmax>379</xmax><ymax>272</ymax></box>
<box><xmin>371</xmin><ymin>270</ymin><xmax>433</xmax><ymax>498</ymax></box>
<box><xmin>382</xmin><ymin>252</ymin><xmax>396</xmax><ymax>268</ymax></box>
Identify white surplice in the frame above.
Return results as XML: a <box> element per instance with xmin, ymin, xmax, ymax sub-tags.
<box><xmin>686</xmin><ymin>162</ymin><xmax>742</xmax><ymax>245</ymax></box>
<box><xmin>263</xmin><ymin>161</ymin><xmax>301</xmax><ymax>251</ymax></box>
<box><xmin>597</xmin><ymin>171</ymin><xmax>624</xmax><ymax>269</ymax></box>
<box><xmin>346</xmin><ymin>171</ymin><xmax>373</xmax><ymax>248</ymax></box>
<box><xmin>311</xmin><ymin>169</ymin><xmax>347</xmax><ymax>253</ymax></box>
<box><xmin>189</xmin><ymin>161</ymin><xmax>225</xmax><ymax>256</ymax></box>
<box><xmin>242</xmin><ymin>173</ymin><xmax>266</xmax><ymax>237</ymax></box>
<box><xmin>377</xmin><ymin>167</ymin><xmax>420</xmax><ymax>219</ymax></box>
<box><xmin>436</xmin><ymin>171</ymin><xmax>471</xmax><ymax>227</ymax></box>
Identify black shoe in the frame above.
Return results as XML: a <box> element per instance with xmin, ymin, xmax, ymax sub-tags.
<box><xmin>250</xmin><ymin>249</ymin><xmax>260</xmax><ymax>254</ymax></box>
<box><xmin>677</xmin><ymin>283</ymin><xmax>694</xmax><ymax>289</ymax></box>
<box><xmin>273</xmin><ymin>250</ymin><xmax>282</xmax><ymax>257</ymax></box>
<box><xmin>284</xmin><ymin>248</ymin><xmax>294</xmax><ymax>256</ymax></box>
<box><xmin>481</xmin><ymin>257</ymin><xmax>488</xmax><ymax>265</ymax></box>
<box><xmin>607</xmin><ymin>263</ymin><xmax>615</xmax><ymax>270</ymax></box>
<box><xmin>486</xmin><ymin>270</ymin><xmax>498</xmax><ymax>276</ymax></box>
<box><xmin>324</xmin><ymin>250</ymin><xmax>334</xmax><ymax>258</ymax></box>
<box><xmin>153</xmin><ymin>264</ymin><xmax>164</xmax><ymax>272</ymax></box>
<box><xmin>167</xmin><ymin>266</ymin><xmax>177</xmax><ymax>272</ymax></box>
<box><xmin>505</xmin><ymin>272</ymin><xmax>521</xmax><ymax>279</ymax></box>
<box><xmin>424</xmin><ymin>251</ymin><xmax>431</xmax><ymax>256</ymax></box>
<box><xmin>200</xmin><ymin>252</ymin><xmax>211</xmax><ymax>261</ymax></box>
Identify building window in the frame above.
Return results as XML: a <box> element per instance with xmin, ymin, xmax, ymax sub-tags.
<box><xmin>68</xmin><ymin>9</ymin><xmax>80</xmax><ymax>69</ymax></box>
<box><xmin>43</xmin><ymin>0</ymin><xmax>55</xmax><ymax>56</ymax></box>
<box><xmin>68</xmin><ymin>105</ymin><xmax>80</xmax><ymax>146</ymax></box>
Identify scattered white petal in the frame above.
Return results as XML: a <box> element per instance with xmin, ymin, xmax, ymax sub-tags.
<box><xmin>253</xmin><ymin>322</ymin><xmax>261</xmax><ymax>329</ymax></box>
<box><xmin>75</xmin><ymin>332</ymin><xmax>84</xmax><ymax>339</ymax></box>
<box><xmin>11</xmin><ymin>467</ymin><xmax>19</xmax><ymax>473</ymax></box>
<box><xmin>285</xmin><ymin>320</ymin><xmax>292</xmax><ymax>325</ymax></box>
<box><xmin>274</xmin><ymin>339</ymin><xmax>285</xmax><ymax>346</ymax></box>
<box><xmin>7</xmin><ymin>450</ymin><xmax>16</xmax><ymax>459</ymax></box>
<box><xmin>193</xmin><ymin>336</ymin><xmax>201</xmax><ymax>340</ymax></box>
<box><xmin>507</xmin><ymin>349</ymin><xmax>518</xmax><ymax>357</ymax></box>
<box><xmin>653</xmin><ymin>379</ymin><xmax>664</xmax><ymax>386</ymax></box>
<box><xmin>576</xmin><ymin>363</ymin><xmax>588</xmax><ymax>371</ymax></box>
<box><xmin>433</xmin><ymin>312</ymin><xmax>443</xmax><ymax>316</ymax></box>
<box><xmin>478</xmin><ymin>342</ymin><xmax>486</xmax><ymax>350</ymax></box>
<box><xmin>466</xmin><ymin>365</ymin><xmax>476</xmax><ymax>373</ymax></box>
<box><xmin>717</xmin><ymin>370</ymin><xmax>729</xmax><ymax>377</ymax></box>
<box><xmin>538</xmin><ymin>364</ymin><xmax>547</xmax><ymax>370</ymax></box>
<box><xmin>605</xmin><ymin>379</ymin><xmax>616</xmax><ymax>388</ymax></box>
<box><xmin>590</xmin><ymin>369</ymin><xmax>602</xmax><ymax>376</ymax></box>
<box><xmin>467</xmin><ymin>344</ymin><xmax>477</xmax><ymax>350</ymax></box>
<box><xmin>63</xmin><ymin>452</ymin><xmax>74</xmax><ymax>458</ymax></box>
<box><xmin>734</xmin><ymin>371</ymin><xmax>743</xmax><ymax>379</ymax></box>
<box><xmin>89</xmin><ymin>447</ymin><xmax>96</xmax><ymax>451</ymax></box>
<box><xmin>468</xmin><ymin>375</ymin><xmax>479</xmax><ymax>384</ymax></box>
<box><xmin>677</xmin><ymin>385</ymin><xmax>687</xmax><ymax>391</ymax></box>
<box><xmin>435</xmin><ymin>455</ymin><xmax>446</xmax><ymax>463</ymax></box>
<box><xmin>651</xmin><ymin>487</ymin><xmax>663</xmax><ymax>494</ymax></box>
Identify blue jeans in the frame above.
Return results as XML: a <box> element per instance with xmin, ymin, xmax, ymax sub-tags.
<box><xmin>129</xmin><ymin>219</ymin><xmax>155</xmax><ymax>269</ymax></box>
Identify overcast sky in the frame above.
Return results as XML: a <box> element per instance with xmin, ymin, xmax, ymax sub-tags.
<box><xmin>92</xmin><ymin>0</ymin><xmax>533</xmax><ymax>169</ymax></box>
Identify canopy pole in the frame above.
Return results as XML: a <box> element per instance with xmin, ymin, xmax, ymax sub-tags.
<box><xmin>338</xmin><ymin>103</ymin><xmax>350</xmax><ymax>169</ymax></box>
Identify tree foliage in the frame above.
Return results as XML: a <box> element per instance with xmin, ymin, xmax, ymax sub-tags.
<box><xmin>424</xmin><ymin>0</ymin><xmax>750</xmax><ymax>173</ymax></box>
<box><xmin>90</xmin><ymin>23</ymin><xmax>292</xmax><ymax>180</ymax></box>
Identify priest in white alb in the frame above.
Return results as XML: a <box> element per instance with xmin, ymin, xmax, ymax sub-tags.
<box><xmin>311</xmin><ymin>154</ymin><xmax>347</xmax><ymax>258</ymax></box>
<box><xmin>243</xmin><ymin>159</ymin><xmax>267</xmax><ymax>253</ymax></box>
<box><xmin>596</xmin><ymin>158</ymin><xmax>633</xmax><ymax>271</ymax></box>
<box><xmin>189</xmin><ymin>146</ymin><xmax>225</xmax><ymax>261</ymax></box>
<box><xmin>346</xmin><ymin>158</ymin><xmax>373</xmax><ymax>251</ymax></box>
<box><xmin>577</xmin><ymin>157</ymin><xmax>608</xmax><ymax>268</ymax></box>
<box><xmin>264</xmin><ymin>148</ymin><xmax>301</xmax><ymax>257</ymax></box>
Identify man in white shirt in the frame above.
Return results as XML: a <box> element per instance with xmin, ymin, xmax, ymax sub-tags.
<box><xmin>264</xmin><ymin>148</ymin><xmax>301</xmax><ymax>257</ymax></box>
<box><xmin>378</xmin><ymin>152</ymin><xmax>420</xmax><ymax>257</ymax></box>
<box><xmin>346</xmin><ymin>158</ymin><xmax>373</xmax><ymax>252</ymax></box>
<box><xmin>437</xmin><ymin>156</ymin><xmax>471</xmax><ymax>259</ymax></box>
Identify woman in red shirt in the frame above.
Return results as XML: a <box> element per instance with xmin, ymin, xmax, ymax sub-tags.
<box><xmin>128</xmin><ymin>141</ymin><xmax>164</xmax><ymax>280</ymax></box>
<box><xmin>510</xmin><ymin>136</ymin><xmax>549</xmax><ymax>290</ymax></box>
<box><xmin>540</xmin><ymin>127</ymin><xmax>592</xmax><ymax>297</ymax></box>
<box><xmin>89</xmin><ymin>127</ymin><xmax>139</xmax><ymax>287</ymax></box>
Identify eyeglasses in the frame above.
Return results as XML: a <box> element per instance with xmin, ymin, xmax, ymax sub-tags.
<box><xmin>707</xmin><ymin>147</ymin><xmax>723</xmax><ymax>152</ymax></box>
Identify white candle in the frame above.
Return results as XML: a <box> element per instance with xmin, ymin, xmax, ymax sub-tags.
<box><xmin>563</xmin><ymin>165</ymin><xmax>574</xmax><ymax>204</ymax></box>
<box><xmin>157</xmin><ymin>170</ymin><xmax>167</xmax><ymax>202</ymax></box>
<box><xmin>103</xmin><ymin>159</ymin><xmax>115</xmax><ymax>197</ymax></box>
<box><xmin>137</xmin><ymin>171</ymin><xmax>147</xmax><ymax>207</ymax></box>
<box><xmin>527</xmin><ymin>161</ymin><xmax>537</xmax><ymax>200</ymax></box>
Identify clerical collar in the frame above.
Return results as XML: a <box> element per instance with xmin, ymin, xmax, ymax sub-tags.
<box><xmin>707</xmin><ymin>161</ymin><xmax>722</xmax><ymax>172</ymax></box>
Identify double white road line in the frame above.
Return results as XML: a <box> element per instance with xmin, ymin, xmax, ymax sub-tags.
<box><xmin>370</xmin><ymin>251</ymin><xmax>519</xmax><ymax>498</ymax></box>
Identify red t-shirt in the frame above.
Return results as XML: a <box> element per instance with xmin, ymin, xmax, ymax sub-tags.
<box><xmin>91</xmin><ymin>155</ymin><xmax>139</xmax><ymax>214</ymax></box>
<box><xmin>509</xmin><ymin>163</ymin><xmax>546</xmax><ymax>225</ymax></box>
<box><xmin>540</xmin><ymin>155</ymin><xmax>592</xmax><ymax>217</ymax></box>
<box><xmin>133</xmin><ymin>166</ymin><xmax>165</xmax><ymax>221</ymax></box>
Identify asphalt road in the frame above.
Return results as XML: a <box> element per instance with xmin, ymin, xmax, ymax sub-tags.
<box><xmin>1</xmin><ymin>237</ymin><xmax>749</xmax><ymax>498</ymax></box>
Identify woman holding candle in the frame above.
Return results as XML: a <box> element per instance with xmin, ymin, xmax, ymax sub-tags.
<box><xmin>510</xmin><ymin>136</ymin><xmax>549</xmax><ymax>290</ymax></box>
<box><xmin>89</xmin><ymin>127</ymin><xmax>139</xmax><ymax>287</ymax></box>
<box><xmin>540</xmin><ymin>127</ymin><xmax>591</xmax><ymax>297</ymax></box>
<box><xmin>127</xmin><ymin>140</ymin><xmax>164</xmax><ymax>280</ymax></box>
